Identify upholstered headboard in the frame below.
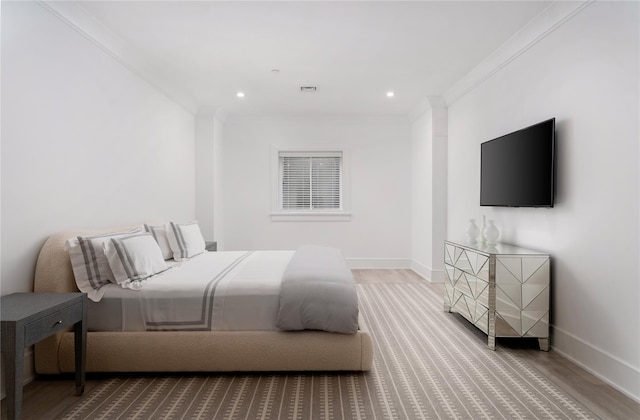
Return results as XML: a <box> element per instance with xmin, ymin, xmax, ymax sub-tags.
<box><xmin>33</xmin><ymin>225</ymin><xmax>140</xmax><ymax>373</ymax></box>
<box><xmin>33</xmin><ymin>225</ymin><xmax>142</xmax><ymax>294</ymax></box>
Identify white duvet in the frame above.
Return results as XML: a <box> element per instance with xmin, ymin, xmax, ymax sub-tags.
<box><xmin>90</xmin><ymin>251</ymin><xmax>295</xmax><ymax>332</ymax></box>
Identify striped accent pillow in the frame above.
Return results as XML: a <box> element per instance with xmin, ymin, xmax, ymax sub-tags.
<box><xmin>166</xmin><ymin>221</ymin><xmax>206</xmax><ymax>261</ymax></box>
<box><xmin>66</xmin><ymin>227</ymin><xmax>144</xmax><ymax>301</ymax></box>
<box><xmin>104</xmin><ymin>233</ymin><xmax>168</xmax><ymax>288</ymax></box>
<box><xmin>144</xmin><ymin>224</ymin><xmax>173</xmax><ymax>260</ymax></box>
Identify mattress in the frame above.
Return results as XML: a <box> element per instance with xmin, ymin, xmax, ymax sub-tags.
<box><xmin>88</xmin><ymin>250</ymin><xmax>294</xmax><ymax>332</ymax></box>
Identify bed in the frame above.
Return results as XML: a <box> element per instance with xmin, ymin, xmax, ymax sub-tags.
<box><xmin>33</xmin><ymin>226</ymin><xmax>373</xmax><ymax>374</ymax></box>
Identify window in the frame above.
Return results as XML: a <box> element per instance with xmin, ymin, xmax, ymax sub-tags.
<box><xmin>280</xmin><ymin>152</ymin><xmax>342</xmax><ymax>212</ymax></box>
<box><xmin>271</xmin><ymin>146</ymin><xmax>351</xmax><ymax>221</ymax></box>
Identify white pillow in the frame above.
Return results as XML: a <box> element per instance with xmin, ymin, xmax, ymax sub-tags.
<box><xmin>166</xmin><ymin>221</ymin><xmax>206</xmax><ymax>261</ymax></box>
<box><xmin>104</xmin><ymin>233</ymin><xmax>168</xmax><ymax>288</ymax></box>
<box><xmin>66</xmin><ymin>227</ymin><xmax>144</xmax><ymax>300</ymax></box>
<box><xmin>144</xmin><ymin>224</ymin><xmax>173</xmax><ymax>260</ymax></box>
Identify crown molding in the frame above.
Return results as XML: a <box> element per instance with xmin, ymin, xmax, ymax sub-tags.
<box><xmin>442</xmin><ymin>0</ymin><xmax>594</xmax><ymax>105</ymax></box>
<box><xmin>408</xmin><ymin>96</ymin><xmax>447</xmax><ymax>122</ymax></box>
<box><xmin>37</xmin><ymin>1</ymin><xmax>199</xmax><ymax>114</ymax></box>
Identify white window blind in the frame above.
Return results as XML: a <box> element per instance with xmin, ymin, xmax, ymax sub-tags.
<box><xmin>280</xmin><ymin>151</ymin><xmax>342</xmax><ymax>212</ymax></box>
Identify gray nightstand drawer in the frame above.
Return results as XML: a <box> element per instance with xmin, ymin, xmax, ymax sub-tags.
<box><xmin>24</xmin><ymin>302</ymin><xmax>83</xmax><ymax>347</ymax></box>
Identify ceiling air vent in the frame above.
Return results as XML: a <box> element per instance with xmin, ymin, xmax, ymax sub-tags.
<box><xmin>300</xmin><ymin>86</ymin><xmax>317</xmax><ymax>92</ymax></box>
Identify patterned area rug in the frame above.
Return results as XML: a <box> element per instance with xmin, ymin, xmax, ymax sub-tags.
<box><xmin>61</xmin><ymin>283</ymin><xmax>598</xmax><ymax>419</ymax></box>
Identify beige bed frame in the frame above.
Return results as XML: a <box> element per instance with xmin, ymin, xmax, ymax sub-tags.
<box><xmin>33</xmin><ymin>227</ymin><xmax>373</xmax><ymax>374</ymax></box>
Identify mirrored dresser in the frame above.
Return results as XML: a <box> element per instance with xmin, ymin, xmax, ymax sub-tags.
<box><xmin>444</xmin><ymin>240</ymin><xmax>550</xmax><ymax>351</ymax></box>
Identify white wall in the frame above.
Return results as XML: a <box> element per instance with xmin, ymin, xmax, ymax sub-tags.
<box><xmin>1</xmin><ymin>1</ymin><xmax>196</xmax><ymax>296</ymax></box>
<box><xmin>447</xmin><ymin>1</ymin><xmax>639</xmax><ymax>400</ymax></box>
<box><xmin>212</xmin><ymin>117</ymin><xmax>225</xmax><ymax>249</ymax></box>
<box><xmin>411</xmin><ymin>103</ymin><xmax>448</xmax><ymax>281</ymax></box>
<box><xmin>223</xmin><ymin>116</ymin><xmax>412</xmax><ymax>265</ymax></box>
<box><xmin>411</xmin><ymin>112</ymin><xmax>434</xmax><ymax>276</ymax></box>
<box><xmin>195</xmin><ymin>114</ymin><xmax>215</xmax><ymax>241</ymax></box>
<box><xmin>195</xmin><ymin>112</ymin><xmax>225</xmax><ymax>246</ymax></box>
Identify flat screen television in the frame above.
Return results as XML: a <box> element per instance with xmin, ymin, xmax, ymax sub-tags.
<box><xmin>480</xmin><ymin>118</ymin><xmax>555</xmax><ymax>207</ymax></box>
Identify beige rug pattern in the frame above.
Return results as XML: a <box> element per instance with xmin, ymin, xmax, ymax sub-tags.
<box><xmin>61</xmin><ymin>283</ymin><xmax>598</xmax><ymax>419</ymax></box>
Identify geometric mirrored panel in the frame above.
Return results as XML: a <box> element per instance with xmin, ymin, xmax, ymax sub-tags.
<box><xmin>522</xmin><ymin>284</ymin><xmax>548</xmax><ymax>310</ymax></box>
<box><xmin>451</xmin><ymin>289</ymin><xmax>464</xmax><ymax>308</ymax></box>
<box><xmin>471</xmin><ymin>276</ymin><xmax>488</xmax><ymax>300</ymax></box>
<box><xmin>474</xmin><ymin>254</ymin><xmax>490</xmax><ymax>280</ymax></box>
<box><xmin>456</xmin><ymin>249</ymin><xmax>472</xmax><ymax>272</ymax></box>
<box><xmin>522</xmin><ymin>257</ymin><xmax>549</xmax><ymax>283</ymax></box>
<box><xmin>466</xmin><ymin>250</ymin><xmax>478</xmax><ymax>273</ymax></box>
<box><xmin>453</xmin><ymin>294</ymin><xmax>471</xmax><ymax>320</ymax></box>
<box><xmin>445</xmin><ymin>244</ymin><xmax>455</xmax><ymax>265</ymax></box>
<box><xmin>444</xmin><ymin>283</ymin><xmax>455</xmax><ymax>308</ymax></box>
<box><xmin>473</xmin><ymin>302</ymin><xmax>488</xmax><ymax>322</ymax></box>
<box><xmin>445</xmin><ymin>265</ymin><xmax>455</xmax><ymax>283</ymax></box>
<box><xmin>496</xmin><ymin>284</ymin><xmax>522</xmax><ymax>310</ymax></box>
<box><xmin>454</xmin><ymin>273</ymin><xmax>473</xmax><ymax>297</ymax></box>
<box><xmin>497</xmin><ymin>256</ymin><xmax>522</xmax><ymax>282</ymax></box>
<box><xmin>524</xmin><ymin>260</ymin><xmax>550</xmax><ymax>285</ymax></box>
<box><xmin>476</xmin><ymin>284</ymin><xmax>489</xmax><ymax>307</ymax></box>
<box><xmin>473</xmin><ymin>305</ymin><xmax>489</xmax><ymax>334</ymax></box>
<box><xmin>522</xmin><ymin>311</ymin><xmax>548</xmax><ymax>337</ymax></box>
<box><xmin>495</xmin><ymin>312</ymin><xmax>521</xmax><ymax>336</ymax></box>
<box><xmin>496</xmin><ymin>258</ymin><xmax>521</xmax><ymax>284</ymax></box>
<box><xmin>523</xmin><ymin>313</ymin><xmax>549</xmax><ymax>338</ymax></box>
<box><xmin>452</xmin><ymin>268</ymin><xmax>464</xmax><ymax>287</ymax></box>
<box><xmin>454</xmin><ymin>246</ymin><xmax>464</xmax><ymax>266</ymax></box>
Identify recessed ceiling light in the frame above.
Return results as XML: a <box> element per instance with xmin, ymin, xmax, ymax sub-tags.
<box><xmin>386</xmin><ymin>91</ymin><xmax>395</xmax><ymax>98</ymax></box>
<box><xmin>236</xmin><ymin>91</ymin><xmax>245</xmax><ymax>98</ymax></box>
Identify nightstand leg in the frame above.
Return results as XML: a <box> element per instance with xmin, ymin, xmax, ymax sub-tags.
<box><xmin>2</xmin><ymin>323</ymin><xmax>24</xmax><ymax>420</ymax></box>
<box><xmin>74</xmin><ymin>314</ymin><xmax>87</xmax><ymax>395</ymax></box>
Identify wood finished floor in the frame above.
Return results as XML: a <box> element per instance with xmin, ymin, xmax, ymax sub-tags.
<box><xmin>2</xmin><ymin>269</ymin><xmax>638</xmax><ymax>419</ymax></box>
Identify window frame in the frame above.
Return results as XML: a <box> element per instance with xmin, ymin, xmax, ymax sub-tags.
<box><xmin>270</xmin><ymin>144</ymin><xmax>351</xmax><ymax>222</ymax></box>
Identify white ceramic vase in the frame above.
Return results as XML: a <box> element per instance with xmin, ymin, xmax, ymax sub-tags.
<box><xmin>479</xmin><ymin>215</ymin><xmax>487</xmax><ymax>243</ymax></box>
<box><xmin>484</xmin><ymin>219</ymin><xmax>500</xmax><ymax>245</ymax></box>
<box><xmin>467</xmin><ymin>219</ymin><xmax>480</xmax><ymax>243</ymax></box>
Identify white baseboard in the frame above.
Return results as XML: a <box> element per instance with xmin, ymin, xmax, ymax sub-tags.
<box><xmin>346</xmin><ymin>258</ymin><xmax>445</xmax><ymax>283</ymax></box>
<box><xmin>410</xmin><ymin>260</ymin><xmax>445</xmax><ymax>283</ymax></box>
<box><xmin>551</xmin><ymin>325</ymin><xmax>640</xmax><ymax>403</ymax></box>
<box><xmin>1</xmin><ymin>348</ymin><xmax>36</xmax><ymax>400</ymax></box>
<box><xmin>346</xmin><ymin>258</ymin><xmax>412</xmax><ymax>269</ymax></box>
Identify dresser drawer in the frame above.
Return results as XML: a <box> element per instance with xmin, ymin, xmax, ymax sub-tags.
<box><xmin>445</xmin><ymin>243</ymin><xmax>490</xmax><ymax>279</ymax></box>
<box><xmin>450</xmin><ymin>289</ymin><xmax>489</xmax><ymax>335</ymax></box>
<box><xmin>473</xmin><ymin>305</ymin><xmax>489</xmax><ymax>335</ymax></box>
<box><xmin>24</xmin><ymin>302</ymin><xmax>83</xmax><ymax>346</ymax></box>
<box><xmin>446</xmin><ymin>265</ymin><xmax>489</xmax><ymax>306</ymax></box>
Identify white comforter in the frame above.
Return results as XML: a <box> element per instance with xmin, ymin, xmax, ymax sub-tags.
<box><xmin>90</xmin><ymin>251</ymin><xmax>294</xmax><ymax>332</ymax></box>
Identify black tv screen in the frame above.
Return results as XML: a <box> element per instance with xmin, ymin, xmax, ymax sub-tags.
<box><xmin>480</xmin><ymin>118</ymin><xmax>555</xmax><ymax>207</ymax></box>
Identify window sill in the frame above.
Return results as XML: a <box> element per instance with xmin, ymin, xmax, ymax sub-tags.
<box><xmin>270</xmin><ymin>212</ymin><xmax>352</xmax><ymax>222</ymax></box>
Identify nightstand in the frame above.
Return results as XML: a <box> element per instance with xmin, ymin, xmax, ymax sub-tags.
<box><xmin>1</xmin><ymin>293</ymin><xmax>87</xmax><ymax>420</ymax></box>
<box><xmin>205</xmin><ymin>241</ymin><xmax>217</xmax><ymax>252</ymax></box>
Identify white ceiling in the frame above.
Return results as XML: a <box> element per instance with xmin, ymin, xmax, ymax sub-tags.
<box><xmin>74</xmin><ymin>1</ymin><xmax>552</xmax><ymax>117</ymax></box>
